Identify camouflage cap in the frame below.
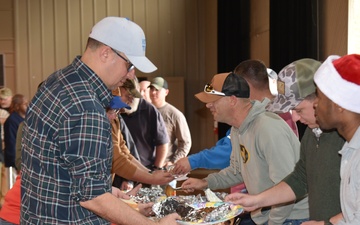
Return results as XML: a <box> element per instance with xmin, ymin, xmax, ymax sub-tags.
<box><xmin>122</xmin><ymin>79</ymin><xmax>142</xmax><ymax>98</ymax></box>
<box><xmin>266</xmin><ymin>58</ymin><xmax>321</xmax><ymax>113</ymax></box>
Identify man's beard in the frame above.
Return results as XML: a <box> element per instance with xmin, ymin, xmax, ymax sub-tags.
<box><xmin>123</xmin><ymin>97</ymin><xmax>140</xmax><ymax>114</ymax></box>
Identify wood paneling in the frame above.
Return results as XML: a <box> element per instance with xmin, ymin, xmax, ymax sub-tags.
<box><xmin>10</xmin><ymin>0</ymin><xmax>218</xmax><ymax>152</ymax></box>
<box><xmin>250</xmin><ymin>0</ymin><xmax>270</xmax><ymax>66</ymax></box>
<box><xmin>319</xmin><ymin>0</ymin><xmax>348</xmax><ymax>60</ymax></box>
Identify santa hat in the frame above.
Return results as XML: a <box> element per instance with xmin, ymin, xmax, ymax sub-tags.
<box><xmin>314</xmin><ymin>54</ymin><xmax>360</xmax><ymax>113</ymax></box>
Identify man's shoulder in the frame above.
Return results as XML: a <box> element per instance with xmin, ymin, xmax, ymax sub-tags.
<box><xmin>161</xmin><ymin>103</ymin><xmax>183</xmax><ymax>116</ymax></box>
<box><xmin>139</xmin><ymin>99</ymin><xmax>161</xmax><ymax>114</ymax></box>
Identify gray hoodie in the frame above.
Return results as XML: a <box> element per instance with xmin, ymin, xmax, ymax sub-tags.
<box><xmin>205</xmin><ymin>98</ymin><xmax>309</xmax><ymax>225</ymax></box>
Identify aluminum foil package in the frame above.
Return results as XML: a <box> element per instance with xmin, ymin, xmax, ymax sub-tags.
<box><xmin>153</xmin><ymin>196</ymin><xmax>241</xmax><ymax>224</ymax></box>
<box><xmin>130</xmin><ymin>186</ymin><xmax>165</xmax><ymax>203</ymax></box>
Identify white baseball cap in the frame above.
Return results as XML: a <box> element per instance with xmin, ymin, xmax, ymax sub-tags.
<box><xmin>89</xmin><ymin>17</ymin><xmax>157</xmax><ymax>73</ymax></box>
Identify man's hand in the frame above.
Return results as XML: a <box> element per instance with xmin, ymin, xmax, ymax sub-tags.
<box><xmin>111</xmin><ymin>186</ymin><xmax>129</xmax><ymax>200</ymax></box>
<box><xmin>138</xmin><ymin>202</ymin><xmax>155</xmax><ymax>217</ymax></box>
<box><xmin>126</xmin><ymin>183</ymin><xmax>142</xmax><ymax>196</ymax></box>
<box><xmin>173</xmin><ymin>157</ymin><xmax>191</xmax><ymax>174</ymax></box>
<box><xmin>180</xmin><ymin>178</ymin><xmax>207</xmax><ymax>193</ymax></box>
<box><xmin>151</xmin><ymin>170</ymin><xmax>175</xmax><ymax>185</ymax></box>
<box><xmin>157</xmin><ymin>213</ymin><xmax>181</xmax><ymax>225</ymax></box>
<box><xmin>225</xmin><ymin>192</ymin><xmax>260</xmax><ymax>212</ymax></box>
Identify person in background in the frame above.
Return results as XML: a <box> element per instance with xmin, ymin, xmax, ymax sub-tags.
<box><xmin>120</xmin><ymin>78</ymin><xmax>169</xmax><ymax>172</ymax></box>
<box><xmin>4</xmin><ymin>94</ymin><xmax>28</xmax><ymax>170</ymax></box>
<box><xmin>111</xmin><ymin>87</ymin><xmax>141</xmax><ymax>190</ymax></box>
<box><xmin>0</xmin><ymin>87</ymin><xmax>12</xmax><ymax>208</ymax></box>
<box><xmin>139</xmin><ymin>80</ymin><xmax>152</xmax><ymax>103</ymax></box>
<box><xmin>313</xmin><ymin>54</ymin><xmax>360</xmax><ymax>225</ymax></box>
<box><xmin>149</xmin><ymin>77</ymin><xmax>192</xmax><ymax>167</ymax></box>
<box><xmin>226</xmin><ymin>58</ymin><xmax>345</xmax><ymax>225</ymax></box>
<box><xmin>0</xmin><ymin>88</ymin><xmax>13</xmax><ymax>111</ymax></box>
<box><xmin>181</xmin><ymin>72</ymin><xmax>308</xmax><ymax>225</ymax></box>
<box><xmin>107</xmin><ymin>96</ymin><xmax>174</xmax><ymax>190</ymax></box>
<box><xmin>21</xmin><ymin>17</ymin><xmax>179</xmax><ymax>224</ymax></box>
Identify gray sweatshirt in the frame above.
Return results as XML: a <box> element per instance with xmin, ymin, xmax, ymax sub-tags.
<box><xmin>205</xmin><ymin>99</ymin><xmax>309</xmax><ymax>225</ymax></box>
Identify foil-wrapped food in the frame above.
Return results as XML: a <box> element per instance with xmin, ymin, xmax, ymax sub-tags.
<box><xmin>152</xmin><ymin>196</ymin><xmax>243</xmax><ymax>224</ymax></box>
<box><xmin>129</xmin><ymin>186</ymin><xmax>165</xmax><ymax>203</ymax></box>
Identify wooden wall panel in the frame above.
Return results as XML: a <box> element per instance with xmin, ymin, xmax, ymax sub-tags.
<box><xmin>41</xmin><ymin>0</ymin><xmax>56</xmax><ymax>80</ymax></box>
<box><xmin>319</xmin><ymin>0</ymin><xmax>348</xmax><ymax>60</ymax></box>
<box><xmin>15</xmin><ymin>0</ymin><xmax>29</xmax><ymax>94</ymax></box>
<box><xmin>28</xmin><ymin>0</ymin><xmax>42</xmax><ymax>90</ymax></box>
<box><xmin>172</xmin><ymin>0</ymin><xmax>186</xmax><ymax>76</ymax></box>
<box><xmin>54</xmin><ymin>0</ymin><xmax>69</xmax><ymax>68</ymax></box>
<box><xmin>119</xmin><ymin>0</ymin><xmax>133</xmax><ymax>19</ymax></box>
<box><xmin>144</xmin><ymin>1</ymin><xmax>159</xmax><ymax>76</ymax></box>
<box><xmin>250</xmin><ymin>0</ymin><xmax>270</xmax><ymax>66</ymax></box>
<box><xmin>0</xmin><ymin>11</ymin><xmax>13</xmax><ymax>39</ymax></box>
<box><xmin>68</xmin><ymin>0</ymin><xmax>82</xmax><ymax>60</ymax></box>
<box><xmin>11</xmin><ymin>0</ymin><xmax>218</xmax><ymax>152</ymax></box>
<box><xmin>158</xmin><ymin>0</ymin><xmax>172</xmax><ymax>76</ymax></box>
<box><xmin>94</xmin><ymin>0</ymin><xmax>107</xmax><ymax>21</ymax></box>
<box><xmin>107</xmin><ymin>0</ymin><xmax>120</xmax><ymax>16</ymax></box>
<box><xmin>0</xmin><ymin>0</ymin><xmax>15</xmax><ymax>88</ymax></box>
<box><xmin>80</xmin><ymin>0</ymin><xmax>95</xmax><ymax>50</ymax></box>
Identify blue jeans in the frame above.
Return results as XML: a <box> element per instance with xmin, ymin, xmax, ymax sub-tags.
<box><xmin>264</xmin><ymin>218</ymin><xmax>309</xmax><ymax>225</ymax></box>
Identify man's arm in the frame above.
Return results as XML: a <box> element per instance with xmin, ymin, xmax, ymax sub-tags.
<box><xmin>188</xmin><ymin>132</ymin><xmax>231</xmax><ymax>170</ymax></box>
<box><xmin>80</xmin><ymin>192</ymin><xmax>180</xmax><ymax>225</ymax></box>
<box><xmin>225</xmin><ymin>181</ymin><xmax>296</xmax><ymax>212</ymax></box>
<box><xmin>154</xmin><ymin>143</ymin><xmax>168</xmax><ymax>168</ymax></box>
<box><xmin>171</xmin><ymin>114</ymin><xmax>192</xmax><ymax>163</ymax></box>
<box><xmin>173</xmin><ymin>129</ymin><xmax>231</xmax><ymax>174</ymax></box>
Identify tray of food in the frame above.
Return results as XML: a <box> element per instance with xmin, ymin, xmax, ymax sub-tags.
<box><xmin>152</xmin><ymin>196</ymin><xmax>243</xmax><ymax>224</ymax></box>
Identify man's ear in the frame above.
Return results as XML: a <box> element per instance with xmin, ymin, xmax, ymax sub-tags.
<box><xmin>229</xmin><ymin>95</ymin><xmax>238</xmax><ymax>106</ymax></box>
<box><xmin>165</xmin><ymin>89</ymin><xmax>169</xmax><ymax>96</ymax></box>
<box><xmin>99</xmin><ymin>45</ymin><xmax>111</xmax><ymax>63</ymax></box>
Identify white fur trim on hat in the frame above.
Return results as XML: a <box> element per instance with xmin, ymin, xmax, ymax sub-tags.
<box><xmin>314</xmin><ymin>55</ymin><xmax>360</xmax><ymax>113</ymax></box>
<box><xmin>89</xmin><ymin>17</ymin><xmax>157</xmax><ymax>73</ymax></box>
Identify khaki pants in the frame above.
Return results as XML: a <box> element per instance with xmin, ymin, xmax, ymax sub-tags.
<box><xmin>0</xmin><ymin>162</ymin><xmax>8</xmax><ymax>206</ymax></box>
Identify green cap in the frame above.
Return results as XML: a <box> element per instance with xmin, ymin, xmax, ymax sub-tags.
<box><xmin>149</xmin><ymin>77</ymin><xmax>168</xmax><ymax>90</ymax></box>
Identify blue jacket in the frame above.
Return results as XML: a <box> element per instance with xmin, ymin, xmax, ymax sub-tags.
<box><xmin>188</xmin><ymin>129</ymin><xmax>231</xmax><ymax>170</ymax></box>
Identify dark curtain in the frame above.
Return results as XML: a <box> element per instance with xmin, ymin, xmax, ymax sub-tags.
<box><xmin>270</xmin><ymin>0</ymin><xmax>319</xmax><ymax>140</ymax></box>
<box><xmin>217</xmin><ymin>0</ymin><xmax>250</xmax><ymax>139</ymax></box>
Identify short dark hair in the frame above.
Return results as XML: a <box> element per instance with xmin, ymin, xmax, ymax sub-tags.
<box><xmin>234</xmin><ymin>60</ymin><xmax>268</xmax><ymax>90</ymax></box>
<box><xmin>86</xmin><ymin>38</ymin><xmax>104</xmax><ymax>50</ymax></box>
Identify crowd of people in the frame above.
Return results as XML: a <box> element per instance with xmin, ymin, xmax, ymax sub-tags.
<box><xmin>0</xmin><ymin>16</ymin><xmax>358</xmax><ymax>225</ymax></box>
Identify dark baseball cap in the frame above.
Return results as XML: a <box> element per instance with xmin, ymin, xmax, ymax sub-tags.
<box><xmin>195</xmin><ymin>72</ymin><xmax>250</xmax><ymax>103</ymax></box>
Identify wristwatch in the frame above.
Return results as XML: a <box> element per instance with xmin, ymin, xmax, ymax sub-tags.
<box><xmin>151</xmin><ymin>165</ymin><xmax>166</xmax><ymax>171</ymax></box>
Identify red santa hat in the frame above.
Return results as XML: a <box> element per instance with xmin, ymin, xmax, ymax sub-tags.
<box><xmin>314</xmin><ymin>54</ymin><xmax>360</xmax><ymax>113</ymax></box>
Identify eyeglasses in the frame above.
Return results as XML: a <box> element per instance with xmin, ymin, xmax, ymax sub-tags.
<box><xmin>204</xmin><ymin>84</ymin><xmax>225</xmax><ymax>96</ymax></box>
<box><xmin>111</xmin><ymin>48</ymin><xmax>135</xmax><ymax>72</ymax></box>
